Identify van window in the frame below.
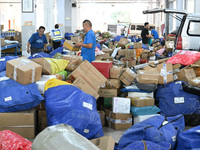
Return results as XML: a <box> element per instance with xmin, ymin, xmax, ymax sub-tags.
<box><xmin>187</xmin><ymin>21</ymin><xmax>200</xmax><ymax>36</ymax></box>
<box><xmin>137</xmin><ymin>25</ymin><xmax>144</xmax><ymax>30</ymax></box>
<box><xmin>131</xmin><ymin>25</ymin><xmax>135</xmax><ymax>30</ymax></box>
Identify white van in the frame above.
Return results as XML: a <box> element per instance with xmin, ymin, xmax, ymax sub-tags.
<box><xmin>143</xmin><ymin>9</ymin><xmax>200</xmax><ymax>52</ymax></box>
<box><xmin>128</xmin><ymin>23</ymin><xmax>155</xmax><ymax>37</ymax></box>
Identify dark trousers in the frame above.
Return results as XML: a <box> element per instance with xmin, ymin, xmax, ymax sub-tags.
<box><xmin>53</xmin><ymin>41</ymin><xmax>61</xmax><ymax>50</ymax></box>
<box><xmin>30</xmin><ymin>46</ymin><xmax>43</xmax><ymax>55</ymax></box>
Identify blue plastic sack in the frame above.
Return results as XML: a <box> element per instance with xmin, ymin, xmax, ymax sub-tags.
<box><xmin>117</xmin><ymin>114</ymin><xmax>184</xmax><ymax>150</ymax></box>
<box><xmin>176</xmin><ymin>125</ymin><xmax>200</xmax><ymax>150</ymax></box>
<box><xmin>96</xmin><ymin>43</ymin><xmax>102</xmax><ymax>50</ymax></box>
<box><xmin>50</xmin><ymin>47</ymin><xmax>63</xmax><ymax>56</ymax></box>
<box><xmin>0</xmin><ymin>71</ymin><xmax>44</xmax><ymax>112</ymax></box>
<box><xmin>142</xmin><ymin>43</ymin><xmax>149</xmax><ymax>49</ymax></box>
<box><xmin>156</xmin><ymin>81</ymin><xmax>200</xmax><ymax>116</ymax></box>
<box><xmin>0</xmin><ymin>56</ymin><xmax>18</xmax><ymax>72</ymax></box>
<box><xmin>64</xmin><ymin>32</ymin><xmax>74</xmax><ymax>40</ymax></box>
<box><xmin>114</xmin><ymin>35</ymin><xmax>124</xmax><ymax>42</ymax></box>
<box><xmin>122</xmin><ymin>141</ymin><xmax>171</xmax><ymax>150</ymax></box>
<box><xmin>131</xmin><ymin>106</ymin><xmax>160</xmax><ymax>116</ymax></box>
<box><xmin>44</xmin><ymin>84</ymin><xmax>104</xmax><ymax>139</ymax></box>
<box><xmin>136</xmin><ymin>38</ymin><xmax>142</xmax><ymax>42</ymax></box>
<box><xmin>60</xmin><ymin>39</ymin><xmax>65</xmax><ymax>47</ymax></box>
<box><xmin>47</xmin><ymin>46</ymin><xmax>53</xmax><ymax>52</ymax></box>
<box><xmin>128</xmin><ymin>45</ymin><xmax>134</xmax><ymax>49</ymax></box>
<box><xmin>28</xmin><ymin>52</ymin><xmax>52</xmax><ymax>59</ymax></box>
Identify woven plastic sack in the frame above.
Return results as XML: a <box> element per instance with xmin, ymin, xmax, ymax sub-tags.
<box><xmin>45</xmin><ymin>58</ymin><xmax>69</xmax><ymax>74</ymax></box>
<box><xmin>50</xmin><ymin>47</ymin><xmax>63</xmax><ymax>56</ymax></box>
<box><xmin>0</xmin><ymin>130</ymin><xmax>32</xmax><ymax>150</ymax></box>
<box><xmin>167</xmin><ymin>50</ymin><xmax>200</xmax><ymax>66</ymax></box>
<box><xmin>28</xmin><ymin>52</ymin><xmax>52</xmax><ymax>59</ymax></box>
<box><xmin>0</xmin><ymin>56</ymin><xmax>18</xmax><ymax>72</ymax></box>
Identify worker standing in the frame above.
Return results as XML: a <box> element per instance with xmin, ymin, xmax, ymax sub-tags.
<box><xmin>150</xmin><ymin>27</ymin><xmax>159</xmax><ymax>39</ymax></box>
<box><xmin>49</xmin><ymin>24</ymin><xmax>62</xmax><ymax>50</ymax></box>
<box><xmin>121</xmin><ymin>26</ymin><xmax>126</xmax><ymax>36</ymax></box>
<box><xmin>75</xmin><ymin>20</ymin><xmax>96</xmax><ymax>63</ymax></box>
<box><xmin>27</xmin><ymin>26</ymin><xmax>47</xmax><ymax>55</ymax></box>
<box><xmin>141</xmin><ymin>22</ymin><xmax>153</xmax><ymax>48</ymax></box>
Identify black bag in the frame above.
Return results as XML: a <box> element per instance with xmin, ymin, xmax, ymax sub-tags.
<box><xmin>184</xmin><ymin>114</ymin><xmax>200</xmax><ymax>126</ymax></box>
<box><xmin>182</xmin><ymin>82</ymin><xmax>200</xmax><ymax>96</ymax></box>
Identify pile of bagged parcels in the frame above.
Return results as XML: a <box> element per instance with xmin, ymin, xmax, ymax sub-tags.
<box><xmin>0</xmin><ymin>34</ymin><xmax>200</xmax><ymax>150</ymax></box>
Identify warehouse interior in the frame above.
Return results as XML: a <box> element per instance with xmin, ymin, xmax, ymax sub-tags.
<box><xmin>0</xmin><ymin>0</ymin><xmax>200</xmax><ymax>149</ymax></box>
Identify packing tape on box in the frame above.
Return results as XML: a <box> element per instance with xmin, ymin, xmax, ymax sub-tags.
<box><xmin>106</xmin><ymin>116</ymin><xmax>132</xmax><ymax>124</ymax></box>
<box><xmin>14</xmin><ymin>59</ymin><xmax>35</xmax><ymax>83</ymax></box>
<box><xmin>160</xmin><ymin>63</ymin><xmax>172</xmax><ymax>84</ymax></box>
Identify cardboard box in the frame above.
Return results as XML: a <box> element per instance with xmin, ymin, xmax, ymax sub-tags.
<box><xmin>120</xmin><ymin>68</ymin><xmax>137</xmax><ymax>86</ymax></box>
<box><xmin>124</xmin><ymin>49</ymin><xmax>135</xmax><ymax>59</ymax></box>
<box><xmin>0</xmin><ymin>109</ymin><xmax>36</xmax><ymax>139</ymax></box>
<box><xmin>118</xmin><ymin>38</ymin><xmax>129</xmax><ymax>49</ymax></box>
<box><xmin>63</xmin><ymin>40</ymin><xmax>80</xmax><ymax>51</ymax></box>
<box><xmin>105</xmin><ymin>110</ymin><xmax>132</xmax><ymax>130</ymax></box>
<box><xmin>71</xmin><ymin>36</ymin><xmax>83</xmax><ymax>42</ymax></box>
<box><xmin>6</xmin><ymin>57</ymin><xmax>42</xmax><ymax>85</ymax></box>
<box><xmin>175</xmin><ymin>68</ymin><xmax>196</xmax><ymax>82</ymax></box>
<box><xmin>116</xmin><ymin>55</ymin><xmax>121</xmax><ymax>60</ymax></box>
<box><xmin>102</xmin><ymin>48</ymin><xmax>113</xmax><ymax>55</ymax></box>
<box><xmin>73</xmin><ymin>76</ymin><xmax>99</xmax><ymax>99</ymax></box>
<box><xmin>128</xmin><ymin>92</ymin><xmax>154</xmax><ymax>98</ymax></box>
<box><xmin>140</xmin><ymin>50</ymin><xmax>150</xmax><ymax>59</ymax></box>
<box><xmin>118</xmin><ymin>49</ymin><xmax>125</xmax><ymax>56</ymax></box>
<box><xmin>143</xmin><ymin>65</ymin><xmax>157</xmax><ymax>71</ymax></box>
<box><xmin>105</xmin><ymin>79</ymin><xmax>121</xmax><ymax>89</ymax></box>
<box><xmin>137</xmin><ymin>70</ymin><xmax>160</xmax><ymax>84</ymax></box>
<box><xmin>1</xmin><ymin>25</ymin><xmax>4</xmax><ymax>31</ymax></box>
<box><xmin>1</xmin><ymin>38</ymin><xmax>5</xmax><ymax>46</ymax></box>
<box><xmin>99</xmin><ymin>88</ymin><xmax>120</xmax><ymax>97</ymax></box>
<box><xmin>62</xmin><ymin>55</ymin><xmax>83</xmax><ymax>71</ymax></box>
<box><xmin>189</xmin><ymin>77</ymin><xmax>200</xmax><ymax>88</ymax></box>
<box><xmin>173</xmin><ymin>63</ymin><xmax>181</xmax><ymax>69</ymax></box>
<box><xmin>157</xmin><ymin>63</ymin><xmax>173</xmax><ymax>84</ymax></box>
<box><xmin>38</xmin><ymin>110</ymin><xmax>47</xmax><ymax>133</ymax></box>
<box><xmin>90</xmin><ymin>136</ymin><xmax>115</xmax><ymax>150</ymax></box>
<box><xmin>31</xmin><ymin>58</ymin><xmax>52</xmax><ymax>75</ymax></box>
<box><xmin>165</xmin><ymin>41</ymin><xmax>174</xmax><ymax>53</ymax></box>
<box><xmin>67</xmin><ymin>60</ymin><xmax>107</xmax><ymax>92</ymax></box>
<box><xmin>122</xmin><ymin>59</ymin><xmax>136</xmax><ymax>68</ymax></box>
<box><xmin>131</xmin><ymin>96</ymin><xmax>155</xmax><ymax>107</ymax></box>
<box><xmin>112</xmin><ymin>97</ymin><xmax>131</xmax><ymax>114</ymax></box>
<box><xmin>134</xmin><ymin>42</ymin><xmax>142</xmax><ymax>49</ymax></box>
<box><xmin>102</xmin><ymin>53</ymin><xmax>110</xmax><ymax>58</ymax></box>
<box><xmin>101</xmin><ymin>57</ymin><xmax>114</xmax><ymax>62</ymax></box>
<box><xmin>110</xmin><ymin>66</ymin><xmax>123</xmax><ymax>79</ymax></box>
<box><xmin>95</xmin><ymin>55</ymin><xmax>102</xmax><ymax>60</ymax></box>
<box><xmin>98</xmin><ymin>111</ymin><xmax>105</xmax><ymax>126</ymax></box>
<box><xmin>15</xmin><ymin>31</ymin><xmax>22</xmax><ymax>42</ymax></box>
<box><xmin>35</xmin><ymin>101</ymin><xmax>45</xmax><ymax>110</ymax></box>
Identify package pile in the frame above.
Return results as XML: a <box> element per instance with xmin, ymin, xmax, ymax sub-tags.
<box><xmin>1</xmin><ymin>33</ymin><xmax>200</xmax><ymax>150</ymax></box>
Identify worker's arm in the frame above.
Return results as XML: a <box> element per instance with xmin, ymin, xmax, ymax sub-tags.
<box><xmin>75</xmin><ymin>42</ymin><xmax>93</xmax><ymax>49</ymax></box>
<box><xmin>146</xmin><ymin>34</ymin><xmax>153</xmax><ymax>38</ymax></box>
<box><xmin>27</xmin><ymin>42</ymin><xmax>30</xmax><ymax>53</ymax></box>
<box><xmin>44</xmin><ymin>43</ymin><xmax>47</xmax><ymax>51</ymax></box>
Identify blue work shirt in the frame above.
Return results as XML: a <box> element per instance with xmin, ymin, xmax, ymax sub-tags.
<box><xmin>81</xmin><ymin>30</ymin><xmax>96</xmax><ymax>63</ymax></box>
<box><xmin>28</xmin><ymin>32</ymin><xmax>47</xmax><ymax>49</ymax></box>
<box><xmin>151</xmin><ymin>29</ymin><xmax>159</xmax><ymax>39</ymax></box>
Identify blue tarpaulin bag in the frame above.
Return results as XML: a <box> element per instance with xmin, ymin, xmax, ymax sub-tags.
<box><xmin>117</xmin><ymin>115</ymin><xmax>184</xmax><ymax>150</ymax></box>
<box><xmin>47</xmin><ymin>46</ymin><xmax>53</xmax><ymax>52</ymax></box>
<box><xmin>60</xmin><ymin>39</ymin><xmax>65</xmax><ymax>47</ymax></box>
<box><xmin>122</xmin><ymin>141</ymin><xmax>171</xmax><ymax>150</ymax></box>
<box><xmin>96</xmin><ymin>43</ymin><xmax>102</xmax><ymax>50</ymax></box>
<box><xmin>28</xmin><ymin>52</ymin><xmax>52</xmax><ymax>59</ymax></box>
<box><xmin>0</xmin><ymin>56</ymin><xmax>18</xmax><ymax>72</ymax></box>
<box><xmin>114</xmin><ymin>35</ymin><xmax>124</xmax><ymax>42</ymax></box>
<box><xmin>136</xmin><ymin>38</ymin><xmax>142</xmax><ymax>42</ymax></box>
<box><xmin>44</xmin><ymin>84</ymin><xmax>104</xmax><ymax>139</ymax></box>
<box><xmin>50</xmin><ymin>47</ymin><xmax>63</xmax><ymax>56</ymax></box>
<box><xmin>142</xmin><ymin>43</ymin><xmax>149</xmax><ymax>49</ymax></box>
<box><xmin>0</xmin><ymin>71</ymin><xmax>44</xmax><ymax>112</ymax></box>
<box><xmin>131</xmin><ymin>106</ymin><xmax>160</xmax><ymax>116</ymax></box>
<box><xmin>64</xmin><ymin>32</ymin><xmax>74</xmax><ymax>40</ymax></box>
<box><xmin>156</xmin><ymin>81</ymin><xmax>200</xmax><ymax>116</ymax></box>
<box><xmin>176</xmin><ymin>125</ymin><xmax>200</xmax><ymax>150</ymax></box>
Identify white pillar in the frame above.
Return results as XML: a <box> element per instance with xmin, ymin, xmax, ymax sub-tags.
<box><xmin>155</xmin><ymin>0</ymin><xmax>161</xmax><ymax>36</ymax></box>
<box><xmin>65</xmin><ymin>0</ymin><xmax>72</xmax><ymax>33</ymax></box>
<box><xmin>71</xmin><ymin>3</ymin><xmax>77</xmax><ymax>33</ymax></box>
<box><xmin>176</xmin><ymin>0</ymin><xmax>184</xmax><ymax>30</ymax></box>
<box><xmin>44</xmin><ymin>0</ymin><xmax>54</xmax><ymax>33</ymax></box>
<box><xmin>168</xmin><ymin>1</ymin><xmax>173</xmax><ymax>33</ymax></box>
<box><xmin>194</xmin><ymin>0</ymin><xmax>200</xmax><ymax>13</ymax></box>
<box><xmin>57</xmin><ymin>0</ymin><xmax>66</xmax><ymax>36</ymax></box>
<box><xmin>21</xmin><ymin>0</ymin><xmax>36</xmax><ymax>54</ymax></box>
